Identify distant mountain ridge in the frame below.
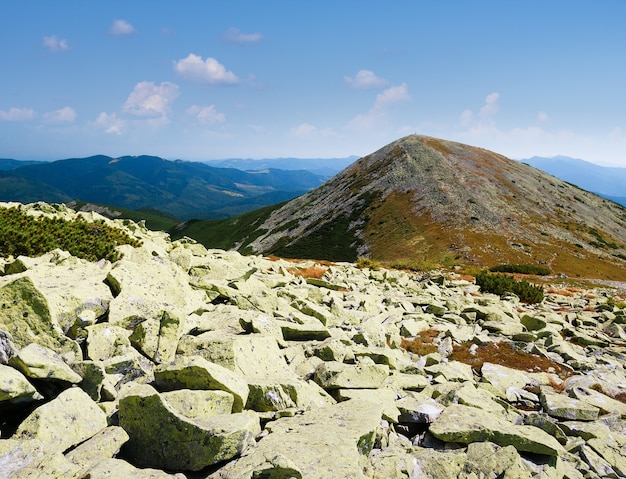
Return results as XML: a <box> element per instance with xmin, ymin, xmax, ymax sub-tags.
<box><xmin>520</xmin><ymin>156</ymin><xmax>626</xmax><ymax>206</ymax></box>
<box><xmin>206</xmin><ymin>156</ymin><xmax>358</xmax><ymax>177</ymax></box>
<box><xmin>181</xmin><ymin>135</ymin><xmax>626</xmax><ymax>281</ymax></box>
<box><xmin>0</xmin><ymin>155</ymin><xmax>326</xmax><ymax>220</ymax></box>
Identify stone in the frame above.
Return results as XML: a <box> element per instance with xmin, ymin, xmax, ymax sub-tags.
<box><xmin>64</xmin><ymin>426</ymin><xmax>129</xmax><ymax>472</ymax></box>
<box><xmin>0</xmin><ymin>439</ymin><xmax>45</xmax><ymax>479</ymax></box>
<box><xmin>587</xmin><ymin>437</ymin><xmax>626</xmax><ymax>476</ymax></box>
<box><xmin>480</xmin><ymin>362</ymin><xmax>533</xmax><ymax>394</ymax></box>
<box><xmin>425</xmin><ymin>360</ymin><xmax>474</xmax><ymax>382</ymax></box>
<box><xmin>337</xmin><ymin>388</ymin><xmax>401</xmax><ymax>423</ymax></box>
<box><xmin>9</xmin><ymin>343</ymin><xmax>82</xmax><ymax>384</ymax></box>
<box><xmin>396</xmin><ymin>393</ymin><xmax>444</xmax><ymax>423</ymax></box>
<box><xmin>161</xmin><ymin>389</ymin><xmax>234</xmax><ymax>418</ymax></box>
<box><xmin>118</xmin><ymin>384</ymin><xmax>260</xmax><ymax>471</ymax></box>
<box><xmin>314</xmin><ymin>360</ymin><xmax>389</xmax><ymax>390</ymax></box>
<box><xmin>570</xmin><ymin>386</ymin><xmax>626</xmax><ymax>417</ymax></box>
<box><xmin>85</xmin><ymin>323</ymin><xmax>133</xmax><ymax>361</ymax></box>
<box><xmin>209</xmin><ymin>399</ymin><xmax>384</xmax><ymax>479</ymax></box>
<box><xmin>154</xmin><ymin>355</ymin><xmax>249</xmax><ymax>412</ymax></box>
<box><xmin>463</xmin><ymin>441</ymin><xmax>532</xmax><ymax>479</ymax></box>
<box><xmin>429</xmin><ymin>404</ymin><xmax>564</xmax><ymax>455</ymax></box>
<box><xmin>0</xmin><ymin>276</ymin><xmax>80</xmax><ymax>359</ymax></box>
<box><xmin>9</xmin><ymin>451</ymin><xmax>82</xmax><ymax>479</ymax></box>
<box><xmin>128</xmin><ymin>309</ymin><xmax>183</xmax><ymax>364</ymax></box>
<box><xmin>540</xmin><ymin>389</ymin><xmax>600</xmax><ymax>421</ymax></box>
<box><xmin>233</xmin><ymin>334</ymin><xmax>332</xmax><ymax>411</ymax></box>
<box><xmin>13</xmin><ymin>387</ymin><xmax>108</xmax><ymax>454</ymax></box>
<box><xmin>0</xmin><ymin>364</ymin><xmax>41</xmax><ymax>402</ymax></box>
<box><xmin>275</xmin><ymin>318</ymin><xmax>332</xmax><ymax>341</ymax></box>
<box><xmin>105</xmin><ymin>256</ymin><xmax>204</xmax><ymax>329</ymax></box>
<box><xmin>82</xmin><ymin>458</ymin><xmax>186</xmax><ymax>479</ymax></box>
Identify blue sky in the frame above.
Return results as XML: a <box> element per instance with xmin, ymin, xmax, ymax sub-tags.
<box><xmin>1</xmin><ymin>1</ymin><xmax>625</xmax><ymax>166</ymax></box>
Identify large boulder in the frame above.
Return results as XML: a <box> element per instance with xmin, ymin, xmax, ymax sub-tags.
<box><xmin>118</xmin><ymin>384</ymin><xmax>260</xmax><ymax>471</ymax></box>
<box><xmin>0</xmin><ymin>364</ymin><xmax>41</xmax><ymax>403</ymax></box>
<box><xmin>13</xmin><ymin>387</ymin><xmax>108</xmax><ymax>454</ymax></box>
<box><xmin>210</xmin><ymin>399</ymin><xmax>384</xmax><ymax>479</ymax></box>
<box><xmin>429</xmin><ymin>403</ymin><xmax>564</xmax><ymax>456</ymax></box>
<box><xmin>154</xmin><ymin>355</ymin><xmax>249</xmax><ymax>412</ymax></box>
<box><xmin>0</xmin><ymin>277</ymin><xmax>80</xmax><ymax>359</ymax></box>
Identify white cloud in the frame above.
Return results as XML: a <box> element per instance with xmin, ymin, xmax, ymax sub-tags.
<box><xmin>223</xmin><ymin>27</ymin><xmax>263</xmax><ymax>44</ymax></box>
<box><xmin>460</xmin><ymin>109</ymin><xmax>473</xmax><ymax>127</ymax></box>
<box><xmin>347</xmin><ymin>83</ymin><xmax>410</xmax><ymax>131</ymax></box>
<box><xmin>173</xmin><ymin>54</ymin><xmax>239</xmax><ymax>85</ymax></box>
<box><xmin>95</xmin><ymin>112</ymin><xmax>125</xmax><ymax>135</ymax></box>
<box><xmin>123</xmin><ymin>81</ymin><xmax>179</xmax><ymax>119</ymax></box>
<box><xmin>537</xmin><ymin>111</ymin><xmax>549</xmax><ymax>123</ymax></box>
<box><xmin>42</xmin><ymin>35</ymin><xmax>69</xmax><ymax>52</ymax></box>
<box><xmin>374</xmin><ymin>83</ymin><xmax>410</xmax><ymax>109</ymax></box>
<box><xmin>0</xmin><ymin>107</ymin><xmax>36</xmax><ymax>121</ymax></box>
<box><xmin>289</xmin><ymin>123</ymin><xmax>335</xmax><ymax>139</ymax></box>
<box><xmin>42</xmin><ymin>106</ymin><xmax>76</xmax><ymax>124</ymax></box>
<box><xmin>344</xmin><ymin>70</ymin><xmax>388</xmax><ymax>89</ymax></box>
<box><xmin>479</xmin><ymin>92</ymin><xmax>500</xmax><ymax>118</ymax></box>
<box><xmin>187</xmin><ymin>104</ymin><xmax>225</xmax><ymax>124</ymax></box>
<box><xmin>109</xmin><ymin>19</ymin><xmax>136</xmax><ymax>36</ymax></box>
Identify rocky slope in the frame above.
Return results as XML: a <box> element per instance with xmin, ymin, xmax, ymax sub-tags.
<box><xmin>233</xmin><ymin>135</ymin><xmax>626</xmax><ymax>281</ymax></box>
<box><xmin>1</xmin><ymin>202</ymin><xmax>626</xmax><ymax>478</ymax></box>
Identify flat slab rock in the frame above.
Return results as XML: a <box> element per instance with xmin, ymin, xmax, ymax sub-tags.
<box><xmin>210</xmin><ymin>398</ymin><xmax>384</xmax><ymax>479</ymax></box>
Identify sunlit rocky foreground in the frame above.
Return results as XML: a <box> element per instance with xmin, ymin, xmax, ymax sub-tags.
<box><xmin>1</xmin><ymin>203</ymin><xmax>626</xmax><ymax>478</ymax></box>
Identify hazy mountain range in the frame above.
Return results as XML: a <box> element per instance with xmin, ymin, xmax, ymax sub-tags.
<box><xmin>0</xmin><ymin>155</ymin><xmax>327</xmax><ymax>220</ymax></box>
<box><xmin>520</xmin><ymin>155</ymin><xmax>626</xmax><ymax>206</ymax></box>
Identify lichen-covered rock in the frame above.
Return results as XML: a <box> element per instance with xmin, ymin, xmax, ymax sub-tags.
<box><xmin>154</xmin><ymin>355</ymin><xmax>249</xmax><ymax>412</ymax></box>
<box><xmin>0</xmin><ymin>276</ymin><xmax>80</xmax><ymax>359</ymax></box>
<box><xmin>0</xmin><ymin>439</ymin><xmax>45</xmax><ymax>479</ymax></box>
<box><xmin>209</xmin><ymin>399</ymin><xmax>384</xmax><ymax>479</ymax></box>
<box><xmin>429</xmin><ymin>403</ymin><xmax>564</xmax><ymax>455</ymax></box>
<box><xmin>85</xmin><ymin>323</ymin><xmax>133</xmax><ymax>361</ymax></box>
<box><xmin>540</xmin><ymin>389</ymin><xmax>600</xmax><ymax>421</ymax></box>
<box><xmin>118</xmin><ymin>384</ymin><xmax>260</xmax><ymax>471</ymax></box>
<box><xmin>161</xmin><ymin>389</ymin><xmax>234</xmax><ymax>418</ymax></box>
<box><xmin>314</xmin><ymin>360</ymin><xmax>389</xmax><ymax>390</ymax></box>
<box><xmin>1</xmin><ymin>253</ymin><xmax>113</xmax><ymax>339</ymax></box>
<box><xmin>82</xmin><ymin>458</ymin><xmax>186</xmax><ymax>479</ymax></box>
<box><xmin>105</xmin><ymin>256</ymin><xmax>204</xmax><ymax>329</ymax></box>
<box><xmin>64</xmin><ymin>426</ymin><xmax>129</xmax><ymax>473</ymax></box>
<box><xmin>13</xmin><ymin>387</ymin><xmax>108</xmax><ymax>453</ymax></box>
<box><xmin>9</xmin><ymin>343</ymin><xmax>82</xmax><ymax>384</ymax></box>
<box><xmin>0</xmin><ymin>364</ymin><xmax>41</xmax><ymax>403</ymax></box>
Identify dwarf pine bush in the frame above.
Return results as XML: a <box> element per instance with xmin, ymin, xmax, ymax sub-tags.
<box><xmin>489</xmin><ymin>263</ymin><xmax>551</xmax><ymax>275</ymax></box>
<box><xmin>0</xmin><ymin>206</ymin><xmax>141</xmax><ymax>262</ymax></box>
<box><xmin>475</xmin><ymin>270</ymin><xmax>544</xmax><ymax>304</ymax></box>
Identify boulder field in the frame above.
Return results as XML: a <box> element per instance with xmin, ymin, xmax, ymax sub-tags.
<box><xmin>1</xmin><ymin>203</ymin><xmax>626</xmax><ymax>478</ymax></box>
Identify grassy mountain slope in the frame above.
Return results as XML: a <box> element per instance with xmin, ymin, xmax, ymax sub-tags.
<box><xmin>179</xmin><ymin>135</ymin><xmax>626</xmax><ymax>281</ymax></box>
<box><xmin>4</xmin><ymin>155</ymin><xmax>325</xmax><ymax>220</ymax></box>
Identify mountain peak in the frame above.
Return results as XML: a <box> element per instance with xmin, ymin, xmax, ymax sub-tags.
<box><xmin>234</xmin><ymin>135</ymin><xmax>626</xmax><ymax>280</ymax></box>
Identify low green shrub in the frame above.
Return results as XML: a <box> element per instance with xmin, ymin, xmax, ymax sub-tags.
<box><xmin>0</xmin><ymin>206</ymin><xmax>141</xmax><ymax>262</ymax></box>
<box><xmin>489</xmin><ymin>263</ymin><xmax>551</xmax><ymax>275</ymax></box>
<box><xmin>475</xmin><ymin>270</ymin><xmax>544</xmax><ymax>304</ymax></box>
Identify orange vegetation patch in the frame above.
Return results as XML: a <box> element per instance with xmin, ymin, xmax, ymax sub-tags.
<box><xmin>399</xmin><ymin>328</ymin><xmax>440</xmax><ymax>355</ymax></box>
<box><xmin>449</xmin><ymin>341</ymin><xmax>574</xmax><ymax>380</ymax></box>
<box><xmin>546</xmin><ymin>288</ymin><xmax>575</xmax><ymax>297</ymax></box>
<box><xmin>287</xmin><ymin>265</ymin><xmax>328</xmax><ymax>279</ymax></box>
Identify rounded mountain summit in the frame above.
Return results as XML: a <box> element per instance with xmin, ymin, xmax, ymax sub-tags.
<box><xmin>187</xmin><ymin>135</ymin><xmax>626</xmax><ymax>281</ymax></box>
